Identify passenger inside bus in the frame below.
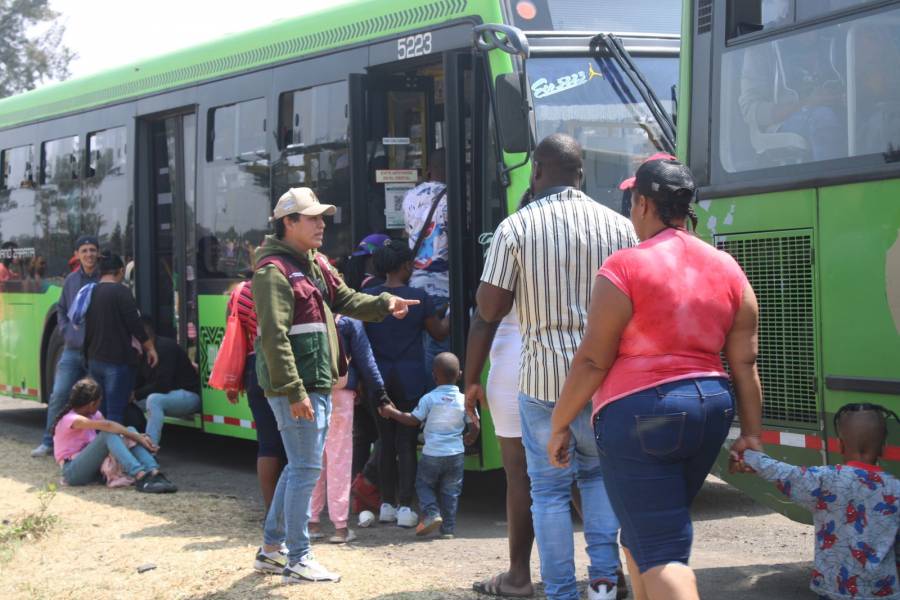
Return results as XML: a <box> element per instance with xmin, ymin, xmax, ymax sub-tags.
<box><xmin>721</xmin><ymin>1</ymin><xmax>900</xmax><ymax>172</ymax></box>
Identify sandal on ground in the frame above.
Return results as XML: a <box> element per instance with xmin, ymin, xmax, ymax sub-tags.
<box><xmin>308</xmin><ymin>524</ymin><xmax>325</xmax><ymax>541</ymax></box>
<box><xmin>328</xmin><ymin>529</ymin><xmax>357</xmax><ymax>544</ymax></box>
<box><xmin>472</xmin><ymin>573</ymin><xmax>534</xmax><ymax>598</ymax></box>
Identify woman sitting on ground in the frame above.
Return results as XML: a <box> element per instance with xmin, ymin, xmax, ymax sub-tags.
<box><xmin>53</xmin><ymin>378</ymin><xmax>177</xmax><ymax>493</ymax></box>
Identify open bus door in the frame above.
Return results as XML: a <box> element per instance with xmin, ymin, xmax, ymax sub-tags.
<box><xmin>348</xmin><ymin>49</ymin><xmax>503</xmax><ymax>470</ymax></box>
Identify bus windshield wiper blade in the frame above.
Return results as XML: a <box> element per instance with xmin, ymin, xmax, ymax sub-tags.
<box><xmin>590</xmin><ymin>33</ymin><xmax>676</xmax><ymax>154</ymax></box>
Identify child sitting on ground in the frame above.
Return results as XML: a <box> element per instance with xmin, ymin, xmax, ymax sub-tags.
<box><xmin>53</xmin><ymin>378</ymin><xmax>177</xmax><ymax>493</ymax></box>
<box><xmin>379</xmin><ymin>352</ymin><xmax>478</xmax><ymax>538</ymax></box>
<box><xmin>737</xmin><ymin>403</ymin><xmax>899</xmax><ymax>600</ymax></box>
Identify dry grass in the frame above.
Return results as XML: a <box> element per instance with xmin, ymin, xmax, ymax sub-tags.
<box><xmin>0</xmin><ymin>434</ymin><xmax>499</xmax><ymax>600</ymax></box>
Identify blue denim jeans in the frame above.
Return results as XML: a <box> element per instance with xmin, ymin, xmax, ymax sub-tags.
<box><xmin>88</xmin><ymin>360</ymin><xmax>136</xmax><ymax>424</ymax></box>
<box><xmin>519</xmin><ymin>393</ymin><xmax>620</xmax><ymax>600</ymax></box>
<box><xmin>144</xmin><ymin>389</ymin><xmax>201</xmax><ymax>444</ymax></box>
<box><xmin>62</xmin><ymin>427</ymin><xmax>159</xmax><ymax>485</ymax></box>
<box><xmin>263</xmin><ymin>393</ymin><xmax>331</xmax><ymax>563</ymax></box>
<box><xmin>593</xmin><ymin>377</ymin><xmax>734</xmax><ymax>573</ymax></box>
<box><xmin>423</xmin><ymin>294</ymin><xmax>450</xmax><ymax>389</ymax></box>
<box><xmin>42</xmin><ymin>348</ymin><xmax>88</xmax><ymax>447</ymax></box>
<box><xmin>415</xmin><ymin>452</ymin><xmax>464</xmax><ymax>534</ymax></box>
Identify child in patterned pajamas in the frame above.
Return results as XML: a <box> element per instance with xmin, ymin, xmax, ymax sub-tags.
<box><xmin>740</xmin><ymin>404</ymin><xmax>900</xmax><ymax>600</ymax></box>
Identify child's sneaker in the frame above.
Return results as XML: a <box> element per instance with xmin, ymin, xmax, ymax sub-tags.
<box><xmin>253</xmin><ymin>546</ymin><xmax>287</xmax><ymax>574</ymax></box>
<box><xmin>379</xmin><ymin>503</ymin><xmax>397</xmax><ymax>523</ymax></box>
<box><xmin>440</xmin><ymin>533</ymin><xmax>455</xmax><ymax>540</ymax></box>
<box><xmin>415</xmin><ymin>514</ymin><xmax>443</xmax><ymax>536</ymax></box>
<box><xmin>396</xmin><ymin>506</ymin><xmax>418</xmax><ymax>528</ymax></box>
<box><xmin>282</xmin><ymin>553</ymin><xmax>341</xmax><ymax>583</ymax></box>
<box><xmin>587</xmin><ymin>579</ymin><xmax>618</xmax><ymax>600</ymax></box>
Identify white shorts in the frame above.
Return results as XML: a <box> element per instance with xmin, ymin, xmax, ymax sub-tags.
<box><xmin>486</xmin><ymin>342</ymin><xmax>522</xmax><ymax>439</ymax></box>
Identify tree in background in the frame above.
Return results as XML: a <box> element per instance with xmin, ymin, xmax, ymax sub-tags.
<box><xmin>0</xmin><ymin>0</ymin><xmax>75</xmax><ymax>99</ymax></box>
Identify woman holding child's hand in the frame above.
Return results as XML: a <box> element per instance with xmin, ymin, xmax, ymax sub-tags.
<box><xmin>547</xmin><ymin>157</ymin><xmax>763</xmax><ymax>600</ymax></box>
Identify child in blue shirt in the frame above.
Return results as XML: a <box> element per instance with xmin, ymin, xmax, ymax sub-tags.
<box><xmin>380</xmin><ymin>352</ymin><xmax>479</xmax><ymax>538</ymax></box>
<box><xmin>739</xmin><ymin>403</ymin><xmax>900</xmax><ymax>600</ymax></box>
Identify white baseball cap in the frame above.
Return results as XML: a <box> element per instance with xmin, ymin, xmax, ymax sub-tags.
<box><xmin>271</xmin><ymin>187</ymin><xmax>336</xmax><ymax>221</ymax></box>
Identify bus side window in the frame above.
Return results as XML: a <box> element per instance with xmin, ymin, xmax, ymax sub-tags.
<box><xmin>199</xmin><ymin>98</ymin><xmax>270</xmax><ymax>279</ymax></box>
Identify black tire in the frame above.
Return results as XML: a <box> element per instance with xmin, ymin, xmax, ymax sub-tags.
<box><xmin>42</xmin><ymin>326</ymin><xmax>64</xmax><ymax>405</ymax></box>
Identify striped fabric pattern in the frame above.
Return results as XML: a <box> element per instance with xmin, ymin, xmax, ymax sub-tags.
<box><xmin>480</xmin><ymin>188</ymin><xmax>637</xmax><ymax>403</ymax></box>
<box><xmin>228</xmin><ymin>282</ymin><xmax>257</xmax><ymax>351</ymax></box>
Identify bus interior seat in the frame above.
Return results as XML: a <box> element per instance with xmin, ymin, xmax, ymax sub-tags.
<box><xmin>846</xmin><ymin>19</ymin><xmax>900</xmax><ymax>156</ymax></box>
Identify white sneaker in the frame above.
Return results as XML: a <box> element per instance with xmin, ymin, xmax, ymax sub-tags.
<box><xmin>587</xmin><ymin>579</ymin><xmax>618</xmax><ymax>600</ymax></box>
<box><xmin>379</xmin><ymin>503</ymin><xmax>397</xmax><ymax>523</ymax></box>
<box><xmin>396</xmin><ymin>506</ymin><xmax>418</xmax><ymax>528</ymax></box>
<box><xmin>253</xmin><ymin>546</ymin><xmax>287</xmax><ymax>574</ymax></box>
<box><xmin>282</xmin><ymin>553</ymin><xmax>341</xmax><ymax>583</ymax></box>
<box><xmin>30</xmin><ymin>443</ymin><xmax>52</xmax><ymax>458</ymax></box>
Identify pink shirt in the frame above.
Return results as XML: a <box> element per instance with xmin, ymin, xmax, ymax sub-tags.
<box><xmin>53</xmin><ymin>410</ymin><xmax>103</xmax><ymax>464</ymax></box>
<box><xmin>592</xmin><ymin>228</ymin><xmax>748</xmax><ymax>416</ymax></box>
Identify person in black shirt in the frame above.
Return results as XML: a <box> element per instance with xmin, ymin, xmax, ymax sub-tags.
<box><xmin>134</xmin><ymin>318</ymin><xmax>200</xmax><ymax>445</ymax></box>
<box><xmin>84</xmin><ymin>252</ymin><xmax>158</xmax><ymax>424</ymax></box>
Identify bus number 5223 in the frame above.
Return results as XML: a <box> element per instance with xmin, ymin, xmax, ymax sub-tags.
<box><xmin>397</xmin><ymin>33</ymin><xmax>432</xmax><ymax>60</ymax></box>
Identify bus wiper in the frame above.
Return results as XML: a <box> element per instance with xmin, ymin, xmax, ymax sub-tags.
<box><xmin>591</xmin><ymin>33</ymin><xmax>676</xmax><ymax>154</ymax></box>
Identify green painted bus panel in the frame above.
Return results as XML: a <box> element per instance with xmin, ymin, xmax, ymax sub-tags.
<box><xmin>713</xmin><ymin>444</ymin><xmax>817</xmax><ymax>525</ymax></box>
<box><xmin>818</xmin><ymin>179</ymin><xmax>900</xmax><ymax>393</ymax></box>
<box><xmin>197</xmin><ymin>293</ymin><xmax>257</xmax><ymax>442</ymax></box>
<box><xmin>0</xmin><ymin>286</ymin><xmax>60</xmax><ymax>401</ymax></box>
<box><xmin>695</xmin><ymin>189</ymin><xmax>816</xmax><ymax>238</ymax></box>
<box><xmin>0</xmin><ymin>0</ymin><xmax>504</xmax><ymax>130</ymax></box>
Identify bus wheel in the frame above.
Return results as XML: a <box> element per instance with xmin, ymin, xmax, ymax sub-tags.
<box><xmin>41</xmin><ymin>327</ymin><xmax>64</xmax><ymax>405</ymax></box>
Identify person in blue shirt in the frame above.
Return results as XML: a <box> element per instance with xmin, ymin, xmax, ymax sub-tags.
<box><xmin>31</xmin><ymin>235</ymin><xmax>100</xmax><ymax>458</ymax></box>
<box><xmin>736</xmin><ymin>403</ymin><xmax>900</xmax><ymax>600</ymax></box>
<box><xmin>380</xmin><ymin>352</ymin><xmax>478</xmax><ymax>537</ymax></box>
<box><xmin>363</xmin><ymin>239</ymin><xmax>449</xmax><ymax>528</ymax></box>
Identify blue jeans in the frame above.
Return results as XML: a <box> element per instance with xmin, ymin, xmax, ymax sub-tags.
<box><xmin>263</xmin><ymin>393</ymin><xmax>331</xmax><ymax>563</ymax></box>
<box><xmin>62</xmin><ymin>427</ymin><xmax>158</xmax><ymax>485</ymax></box>
<box><xmin>519</xmin><ymin>393</ymin><xmax>620</xmax><ymax>600</ymax></box>
<box><xmin>416</xmin><ymin>452</ymin><xmax>464</xmax><ymax>534</ymax></box>
<box><xmin>144</xmin><ymin>389</ymin><xmax>200</xmax><ymax>444</ymax></box>
<box><xmin>780</xmin><ymin>106</ymin><xmax>844</xmax><ymax>161</ymax></box>
<box><xmin>88</xmin><ymin>360</ymin><xmax>136</xmax><ymax>424</ymax></box>
<box><xmin>42</xmin><ymin>348</ymin><xmax>88</xmax><ymax>447</ymax></box>
<box><xmin>423</xmin><ymin>294</ymin><xmax>450</xmax><ymax>389</ymax></box>
<box><xmin>594</xmin><ymin>377</ymin><xmax>734</xmax><ymax>573</ymax></box>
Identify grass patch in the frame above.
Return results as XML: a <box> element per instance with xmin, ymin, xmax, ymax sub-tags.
<box><xmin>0</xmin><ymin>484</ymin><xmax>59</xmax><ymax>562</ymax></box>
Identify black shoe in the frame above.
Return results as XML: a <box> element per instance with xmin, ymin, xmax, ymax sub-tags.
<box><xmin>150</xmin><ymin>472</ymin><xmax>178</xmax><ymax>493</ymax></box>
<box><xmin>135</xmin><ymin>474</ymin><xmax>166</xmax><ymax>493</ymax></box>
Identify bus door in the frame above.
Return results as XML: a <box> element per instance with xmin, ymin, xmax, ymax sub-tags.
<box><xmin>349</xmin><ymin>51</ymin><xmax>501</xmax><ymax>467</ymax></box>
<box><xmin>137</xmin><ymin>112</ymin><xmax>198</xmax><ymax>363</ymax></box>
<box><xmin>348</xmin><ymin>52</ymin><xmax>481</xmax><ymax>359</ymax></box>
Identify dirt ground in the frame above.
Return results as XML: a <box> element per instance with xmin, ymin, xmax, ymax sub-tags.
<box><xmin>0</xmin><ymin>395</ymin><xmax>816</xmax><ymax>599</ymax></box>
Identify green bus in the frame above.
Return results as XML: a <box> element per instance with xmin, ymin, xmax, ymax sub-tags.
<box><xmin>680</xmin><ymin>0</ymin><xmax>900</xmax><ymax>519</ymax></box>
<box><xmin>0</xmin><ymin>0</ymin><xmax>680</xmax><ymax>470</ymax></box>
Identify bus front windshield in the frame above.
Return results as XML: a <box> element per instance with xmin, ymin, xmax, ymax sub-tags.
<box><xmin>528</xmin><ymin>55</ymin><xmax>678</xmax><ymax>214</ymax></box>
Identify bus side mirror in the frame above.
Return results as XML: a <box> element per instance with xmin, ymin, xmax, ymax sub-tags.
<box><xmin>495</xmin><ymin>73</ymin><xmax>531</xmax><ymax>154</ymax></box>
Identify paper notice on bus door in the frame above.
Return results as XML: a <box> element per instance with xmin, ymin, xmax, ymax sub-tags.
<box><xmin>384</xmin><ymin>183</ymin><xmax>414</xmax><ymax>229</ymax></box>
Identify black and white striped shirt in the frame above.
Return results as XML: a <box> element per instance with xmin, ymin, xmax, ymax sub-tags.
<box><xmin>481</xmin><ymin>188</ymin><xmax>637</xmax><ymax>403</ymax></box>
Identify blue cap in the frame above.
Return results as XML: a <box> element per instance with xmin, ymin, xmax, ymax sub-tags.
<box><xmin>74</xmin><ymin>235</ymin><xmax>99</xmax><ymax>250</ymax></box>
<box><xmin>352</xmin><ymin>234</ymin><xmax>391</xmax><ymax>257</ymax></box>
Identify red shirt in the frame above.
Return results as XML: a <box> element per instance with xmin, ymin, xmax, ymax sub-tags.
<box><xmin>592</xmin><ymin>228</ymin><xmax>748</xmax><ymax>416</ymax></box>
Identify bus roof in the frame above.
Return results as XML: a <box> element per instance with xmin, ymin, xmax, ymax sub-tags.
<box><xmin>0</xmin><ymin>0</ymin><xmax>498</xmax><ymax>130</ymax></box>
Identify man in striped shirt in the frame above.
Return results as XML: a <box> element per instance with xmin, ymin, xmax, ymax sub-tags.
<box><xmin>467</xmin><ymin>134</ymin><xmax>636</xmax><ymax>600</ymax></box>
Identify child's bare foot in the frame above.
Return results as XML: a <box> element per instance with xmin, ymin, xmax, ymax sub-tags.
<box><xmin>328</xmin><ymin>528</ymin><xmax>357</xmax><ymax>543</ymax></box>
<box><xmin>309</xmin><ymin>522</ymin><xmax>325</xmax><ymax>541</ymax></box>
